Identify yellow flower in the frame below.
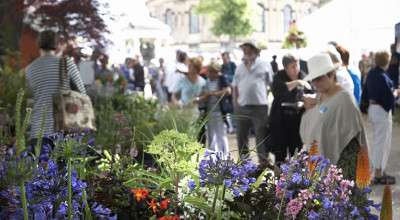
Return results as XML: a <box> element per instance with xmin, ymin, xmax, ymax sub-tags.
<box><xmin>356</xmin><ymin>146</ymin><xmax>370</xmax><ymax>189</ymax></box>
<box><xmin>380</xmin><ymin>184</ymin><xmax>392</xmax><ymax>220</ymax></box>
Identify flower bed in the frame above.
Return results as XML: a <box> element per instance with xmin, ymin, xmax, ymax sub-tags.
<box><xmin>0</xmin><ymin>90</ymin><xmax>391</xmax><ymax>219</ymax></box>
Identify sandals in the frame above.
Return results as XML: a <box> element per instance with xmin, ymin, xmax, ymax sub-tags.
<box><xmin>374</xmin><ymin>173</ymin><xmax>396</xmax><ymax>185</ymax></box>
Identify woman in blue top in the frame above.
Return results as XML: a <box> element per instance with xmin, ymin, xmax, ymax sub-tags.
<box><xmin>172</xmin><ymin>57</ymin><xmax>207</xmax><ymax>108</ymax></box>
<box><xmin>335</xmin><ymin>45</ymin><xmax>361</xmax><ymax>104</ymax></box>
<box><xmin>172</xmin><ymin>57</ymin><xmax>207</xmax><ymax>145</ymax></box>
<box><xmin>365</xmin><ymin>50</ymin><xmax>397</xmax><ymax>184</ymax></box>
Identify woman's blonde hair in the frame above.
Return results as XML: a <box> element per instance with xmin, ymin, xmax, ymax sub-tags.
<box><xmin>188</xmin><ymin>57</ymin><xmax>203</xmax><ymax>73</ymax></box>
<box><xmin>207</xmin><ymin>60</ymin><xmax>221</xmax><ymax>73</ymax></box>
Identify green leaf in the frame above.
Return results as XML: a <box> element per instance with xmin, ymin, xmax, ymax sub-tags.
<box><xmin>253</xmin><ymin>167</ymin><xmax>269</xmax><ymax>190</ymax></box>
<box><xmin>123</xmin><ymin>177</ymin><xmax>160</xmax><ymax>187</ymax></box>
<box><xmin>81</xmin><ymin>187</ymin><xmax>93</xmax><ymax>220</ymax></box>
<box><xmin>183</xmin><ymin>196</ymin><xmax>213</xmax><ymax>216</ymax></box>
<box><xmin>137</xmin><ymin>170</ymin><xmax>166</xmax><ymax>181</ymax></box>
<box><xmin>188</xmin><ymin>170</ymin><xmax>200</xmax><ymax>189</ymax></box>
<box><xmin>158</xmin><ymin>177</ymin><xmax>174</xmax><ymax>189</ymax></box>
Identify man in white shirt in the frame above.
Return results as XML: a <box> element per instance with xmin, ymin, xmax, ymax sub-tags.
<box><xmin>232</xmin><ymin>40</ymin><xmax>274</xmax><ymax>164</ymax></box>
<box><xmin>163</xmin><ymin>50</ymin><xmax>187</xmax><ymax>101</ymax></box>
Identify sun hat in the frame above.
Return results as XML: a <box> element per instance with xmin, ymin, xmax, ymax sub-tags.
<box><xmin>240</xmin><ymin>40</ymin><xmax>259</xmax><ymax>51</ymax></box>
<box><xmin>304</xmin><ymin>53</ymin><xmax>341</xmax><ymax>81</ymax></box>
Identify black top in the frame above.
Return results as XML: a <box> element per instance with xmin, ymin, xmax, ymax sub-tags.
<box><xmin>269</xmin><ymin>69</ymin><xmax>312</xmax><ymax>127</ymax></box>
<box><xmin>270</xmin><ymin>60</ymin><xmax>279</xmax><ymax>74</ymax></box>
<box><xmin>365</xmin><ymin>66</ymin><xmax>395</xmax><ymax>113</ymax></box>
<box><xmin>134</xmin><ymin>64</ymin><xmax>145</xmax><ymax>88</ymax></box>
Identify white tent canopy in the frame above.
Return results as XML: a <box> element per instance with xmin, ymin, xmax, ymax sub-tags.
<box><xmin>297</xmin><ymin>0</ymin><xmax>400</xmax><ymax>69</ymax></box>
<box><xmin>99</xmin><ymin>0</ymin><xmax>171</xmax><ymax>64</ymax></box>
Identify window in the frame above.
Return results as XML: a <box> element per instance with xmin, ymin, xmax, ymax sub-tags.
<box><xmin>189</xmin><ymin>7</ymin><xmax>199</xmax><ymax>34</ymax></box>
<box><xmin>166</xmin><ymin>9</ymin><xmax>173</xmax><ymax>30</ymax></box>
<box><xmin>283</xmin><ymin>5</ymin><xmax>292</xmax><ymax>32</ymax></box>
<box><xmin>255</xmin><ymin>3</ymin><xmax>265</xmax><ymax>32</ymax></box>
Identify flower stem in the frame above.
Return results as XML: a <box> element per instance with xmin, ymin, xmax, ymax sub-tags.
<box><xmin>277</xmin><ymin>182</ymin><xmax>288</xmax><ymax>220</ymax></box>
<box><xmin>19</xmin><ymin>180</ymin><xmax>28</xmax><ymax>220</ymax></box>
<box><xmin>212</xmin><ymin>185</ymin><xmax>220</xmax><ymax>215</ymax></box>
<box><xmin>68</xmin><ymin>157</ymin><xmax>72</xmax><ymax>220</ymax></box>
<box><xmin>174</xmin><ymin>172</ymin><xmax>179</xmax><ymax>216</ymax></box>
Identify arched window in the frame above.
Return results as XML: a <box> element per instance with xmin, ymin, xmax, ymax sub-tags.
<box><xmin>283</xmin><ymin>5</ymin><xmax>292</xmax><ymax>32</ymax></box>
<box><xmin>256</xmin><ymin>3</ymin><xmax>265</xmax><ymax>32</ymax></box>
<box><xmin>189</xmin><ymin>7</ymin><xmax>199</xmax><ymax>34</ymax></box>
<box><xmin>165</xmin><ymin>9</ymin><xmax>173</xmax><ymax>30</ymax></box>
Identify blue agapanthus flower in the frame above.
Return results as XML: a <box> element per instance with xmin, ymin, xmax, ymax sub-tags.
<box><xmin>197</xmin><ymin>151</ymin><xmax>258</xmax><ymax>196</ymax></box>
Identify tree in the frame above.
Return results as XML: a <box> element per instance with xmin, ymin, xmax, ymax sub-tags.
<box><xmin>0</xmin><ymin>0</ymin><xmax>109</xmax><ymax>63</ymax></box>
<box><xmin>195</xmin><ymin>0</ymin><xmax>258</xmax><ymax>51</ymax></box>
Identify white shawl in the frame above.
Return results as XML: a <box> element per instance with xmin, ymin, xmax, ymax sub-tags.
<box><xmin>300</xmin><ymin>89</ymin><xmax>369</xmax><ymax>165</ymax></box>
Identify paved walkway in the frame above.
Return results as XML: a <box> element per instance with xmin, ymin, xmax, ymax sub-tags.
<box><xmin>226</xmin><ymin>114</ymin><xmax>399</xmax><ymax>218</ymax></box>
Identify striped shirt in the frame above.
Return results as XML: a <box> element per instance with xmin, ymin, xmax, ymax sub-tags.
<box><xmin>25</xmin><ymin>55</ymin><xmax>86</xmax><ymax>140</ymax></box>
<box><xmin>206</xmin><ymin>79</ymin><xmax>220</xmax><ymax>112</ymax></box>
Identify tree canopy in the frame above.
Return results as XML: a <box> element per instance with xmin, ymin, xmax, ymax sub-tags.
<box><xmin>195</xmin><ymin>0</ymin><xmax>258</xmax><ymax>43</ymax></box>
<box><xmin>0</xmin><ymin>0</ymin><xmax>109</xmax><ymax>55</ymax></box>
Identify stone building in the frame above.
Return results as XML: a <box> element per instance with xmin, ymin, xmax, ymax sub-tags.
<box><xmin>146</xmin><ymin>0</ymin><xmax>321</xmax><ymax>52</ymax></box>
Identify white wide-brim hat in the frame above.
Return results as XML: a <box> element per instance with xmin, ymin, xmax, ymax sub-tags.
<box><xmin>240</xmin><ymin>40</ymin><xmax>259</xmax><ymax>51</ymax></box>
<box><xmin>304</xmin><ymin>53</ymin><xmax>341</xmax><ymax>81</ymax></box>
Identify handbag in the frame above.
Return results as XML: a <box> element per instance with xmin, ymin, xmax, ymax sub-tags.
<box><xmin>53</xmin><ymin>57</ymin><xmax>96</xmax><ymax>132</ymax></box>
<box><xmin>218</xmin><ymin>75</ymin><xmax>234</xmax><ymax>115</ymax></box>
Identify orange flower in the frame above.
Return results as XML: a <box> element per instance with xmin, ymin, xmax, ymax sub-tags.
<box><xmin>356</xmin><ymin>146</ymin><xmax>370</xmax><ymax>189</ymax></box>
<box><xmin>308</xmin><ymin>140</ymin><xmax>319</xmax><ymax>177</ymax></box>
<box><xmin>159</xmin><ymin>216</ymin><xmax>181</xmax><ymax>220</ymax></box>
<box><xmin>160</xmin><ymin>198</ymin><xmax>169</xmax><ymax>209</ymax></box>
<box><xmin>107</xmin><ymin>75</ymin><xmax>113</xmax><ymax>82</ymax></box>
<box><xmin>147</xmin><ymin>200</ymin><xmax>159</xmax><ymax>213</ymax></box>
<box><xmin>131</xmin><ymin>188</ymin><xmax>149</xmax><ymax>201</ymax></box>
<box><xmin>380</xmin><ymin>184</ymin><xmax>392</xmax><ymax>220</ymax></box>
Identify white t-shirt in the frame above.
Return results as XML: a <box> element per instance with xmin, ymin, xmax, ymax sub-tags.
<box><xmin>164</xmin><ymin>60</ymin><xmax>184</xmax><ymax>93</ymax></box>
<box><xmin>336</xmin><ymin>66</ymin><xmax>354</xmax><ymax>94</ymax></box>
<box><xmin>232</xmin><ymin>57</ymin><xmax>273</xmax><ymax>106</ymax></box>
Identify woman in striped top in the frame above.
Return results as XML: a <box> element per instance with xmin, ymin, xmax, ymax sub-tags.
<box><xmin>204</xmin><ymin>61</ymin><xmax>231</xmax><ymax>156</ymax></box>
<box><xmin>25</xmin><ymin>30</ymin><xmax>85</xmax><ymax>145</ymax></box>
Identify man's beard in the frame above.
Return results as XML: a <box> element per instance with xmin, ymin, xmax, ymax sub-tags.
<box><xmin>243</xmin><ymin>54</ymin><xmax>255</xmax><ymax>61</ymax></box>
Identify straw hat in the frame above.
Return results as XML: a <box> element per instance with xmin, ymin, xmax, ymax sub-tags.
<box><xmin>304</xmin><ymin>53</ymin><xmax>341</xmax><ymax>81</ymax></box>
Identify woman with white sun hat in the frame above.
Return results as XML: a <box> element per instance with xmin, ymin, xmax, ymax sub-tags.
<box><xmin>299</xmin><ymin>53</ymin><xmax>368</xmax><ymax>180</ymax></box>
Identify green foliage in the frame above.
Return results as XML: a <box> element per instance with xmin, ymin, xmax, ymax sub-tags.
<box><xmin>91</xmin><ymin>92</ymin><xmax>201</xmax><ymax>154</ymax></box>
<box><xmin>146</xmin><ymin>130</ymin><xmax>203</xmax><ymax>173</ymax></box>
<box><xmin>0</xmin><ymin>56</ymin><xmax>32</xmax><ymax>117</ymax></box>
<box><xmin>195</xmin><ymin>0</ymin><xmax>258</xmax><ymax>38</ymax></box>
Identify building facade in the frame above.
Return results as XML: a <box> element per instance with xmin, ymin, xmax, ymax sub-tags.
<box><xmin>146</xmin><ymin>0</ymin><xmax>321</xmax><ymax>52</ymax></box>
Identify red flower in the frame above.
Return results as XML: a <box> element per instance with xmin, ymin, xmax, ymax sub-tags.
<box><xmin>159</xmin><ymin>216</ymin><xmax>181</xmax><ymax>220</ymax></box>
<box><xmin>160</xmin><ymin>198</ymin><xmax>169</xmax><ymax>209</ymax></box>
<box><xmin>146</xmin><ymin>200</ymin><xmax>159</xmax><ymax>213</ymax></box>
<box><xmin>131</xmin><ymin>188</ymin><xmax>149</xmax><ymax>201</ymax></box>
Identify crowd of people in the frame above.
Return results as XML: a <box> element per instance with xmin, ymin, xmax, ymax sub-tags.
<box><xmin>26</xmin><ymin>30</ymin><xmax>400</xmax><ymax>185</ymax></box>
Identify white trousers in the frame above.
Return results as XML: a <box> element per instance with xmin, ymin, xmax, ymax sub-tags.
<box><xmin>207</xmin><ymin>111</ymin><xmax>229</xmax><ymax>155</ymax></box>
<box><xmin>368</xmin><ymin>105</ymin><xmax>392</xmax><ymax>170</ymax></box>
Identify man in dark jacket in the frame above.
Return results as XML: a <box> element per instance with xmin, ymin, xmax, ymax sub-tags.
<box><xmin>133</xmin><ymin>58</ymin><xmax>145</xmax><ymax>91</ymax></box>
